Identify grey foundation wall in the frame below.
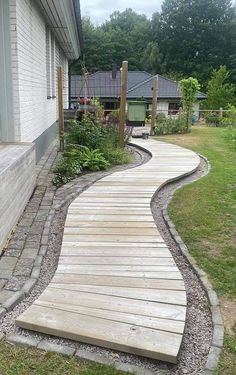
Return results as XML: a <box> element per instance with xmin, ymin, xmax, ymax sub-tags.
<box><xmin>0</xmin><ymin>143</ymin><xmax>36</xmax><ymax>251</ymax></box>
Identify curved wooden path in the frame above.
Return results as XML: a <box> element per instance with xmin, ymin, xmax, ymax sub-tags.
<box><xmin>16</xmin><ymin>139</ymin><xmax>200</xmax><ymax>364</ymax></box>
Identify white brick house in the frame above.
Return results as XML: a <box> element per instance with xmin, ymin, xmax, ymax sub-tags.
<box><xmin>0</xmin><ymin>0</ymin><xmax>83</xmax><ymax>250</ymax></box>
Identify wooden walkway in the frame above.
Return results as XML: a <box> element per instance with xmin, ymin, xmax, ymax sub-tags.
<box><xmin>16</xmin><ymin>139</ymin><xmax>200</xmax><ymax>364</ymax></box>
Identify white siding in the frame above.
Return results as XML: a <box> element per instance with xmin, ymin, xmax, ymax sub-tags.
<box><xmin>9</xmin><ymin>0</ymin><xmax>69</xmax><ymax>143</ymax></box>
<box><xmin>157</xmin><ymin>101</ymin><xmax>169</xmax><ymax>116</ymax></box>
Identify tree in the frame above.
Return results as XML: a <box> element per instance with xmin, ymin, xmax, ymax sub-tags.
<box><xmin>179</xmin><ymin>77</ymin><xmax>200</xmax><ymax>131</ymax></box>
<box><xmin>157</xmin><ymin>0</ymin><xmax>236</xmax><ymax>85</ymax></box>
<box><xmin>141</xmin><ymin>42</ymin><xmax>165</xmax><ymax>74</ymax></box>
<box><xmin>203</xmin><ymin>65</ymin><xmax>235</xmax><ymax>109</ymax></box>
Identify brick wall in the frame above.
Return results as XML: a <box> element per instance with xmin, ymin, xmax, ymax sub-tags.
<box><xmin>9</xmin><ymin>0</ymin><xmax>68</xmax><ymax>143</ymax></box>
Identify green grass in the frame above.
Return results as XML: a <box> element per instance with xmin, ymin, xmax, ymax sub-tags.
<box><xmin>154</xmin><ymin>127</ymin><xmax>236</xmax><ymax>374</ymax></box>
<box><xmin>0</xmin><ymin>340</ymin><xmax>130</xmax><ymax>375</ymax></box>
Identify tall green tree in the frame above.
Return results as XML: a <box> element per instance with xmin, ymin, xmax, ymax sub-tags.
<box><xmin>203</xmin><ymin>65</ymin><xmax>235</xmax><ymax>109</ymax></box>
<box><xmin>157</xmin><ymin>0</ymin><xmax>236</xmax><ymax>84</ymax></box>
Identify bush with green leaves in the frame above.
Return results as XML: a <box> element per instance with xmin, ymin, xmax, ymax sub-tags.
<box><xmin>222</xmin><ymin>105</ymin><xmax>236</xmax><ymax>127</ymax></box>
<box><xmin>53</xmin><ymin>155</ymin><xmax>82</xmax><ymax>186</ymax></box>
<box><xmin>154</xmin><ymin>113</ymin><xmax>187</xmax><ymax>135</ymax></box>
<box><xmin>179</xmin><ymin>77</ymin><xmax>200</xmax><ymax>131</ymax></box>
<box><xmin>80</xmin><ymin>148</ymin><xmax>110</xmax><ymax>171</ymax></box>
<box><xmin>205</xmin><ymin>114</ymin><xmax>222</xmax><ymax>126</ymax></box>
<box><xmin>53</xmin><ymin>114</ymin><xmax>132</xmax><ymax>186</ymax></box>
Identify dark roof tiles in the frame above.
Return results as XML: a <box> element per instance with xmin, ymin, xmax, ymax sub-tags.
<box><xmin>71</xmin><ymin>71</ymin><xmax>206</xmax><ymax>99</ymax></box>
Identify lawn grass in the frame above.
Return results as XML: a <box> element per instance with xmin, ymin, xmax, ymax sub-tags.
<box><xmin>154</xmin><ymin>126</ymin><xmax>236</xmax><ymax>374</ymax></box>
<box><xmin>0</xmin><ymin>340</ymin><xmax>129</xmax><ymax>375</ymax></box>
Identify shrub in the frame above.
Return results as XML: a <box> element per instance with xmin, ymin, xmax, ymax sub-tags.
<box><xmin>53</xmin><ymin>117</ymin><xmax>132</xmax><ymax>186</ymax></box>
<box><xmin>222</xmin><ymin>105</ymin><xmax>236</xmax><ymax>127</ymax></box>
<box><xmin>107</xmin><ymin>109</ymin><xmax>120</xmax><ymax>124</ymax></box>
<box><xmin>154</xmin><ymin>114</ymin><xmax>187</xmax><ymax>135</ymax></box>
<box><xmin>205</xmin><ymin>114</ymin><xmax>222</xmax><ymax>126</ymax></box>
<box><xmin>102</xmin><ymin>147</ymin><xmax>131</xmax><ymax>165</ymax></box>
<box><xmin>53</xmin><ymin>155</ymin><xmax>81</xmax><ymax>186</ymax></box>
<box><xmin>80</xmin><ymin>148</ymin><xmax>110</xmax><ymax>171</ymax></box>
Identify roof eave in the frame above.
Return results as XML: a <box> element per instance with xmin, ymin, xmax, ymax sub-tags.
<box><xmin>36</xmin><ymin>0</ymin><xmax>83</xmax><ymax>60</ymax></box>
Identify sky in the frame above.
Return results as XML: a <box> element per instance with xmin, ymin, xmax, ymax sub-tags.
<box><xmin>80</xmin><ymin>0</ymin><xmax>163</xmax><ymax>25</ymax></box>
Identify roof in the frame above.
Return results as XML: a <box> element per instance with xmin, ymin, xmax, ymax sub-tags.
<box><xmin>71</xmin><ymin>71</ymin><xmax>206</xmax><ymax>100</ymax></box>
<box><xmin>36</xmin><ymin>0</ymin><xmax>83</xmax><ymax>59</ymax></box>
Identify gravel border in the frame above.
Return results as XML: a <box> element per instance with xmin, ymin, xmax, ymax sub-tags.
<box><xmin>0</xmin><ymin>142</ymin><xmax>223</xmax><ymax>375</ymax></box>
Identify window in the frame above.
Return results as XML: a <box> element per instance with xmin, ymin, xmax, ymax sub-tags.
<box><xmin>168</xmin><ymin>102</ymin><xmax>181</xmax><ymax>115</ymax></box>
<box><xmin>46</xmin><ymin>29</ymin><xmax>55</xmax><ymax>99</ymax></box>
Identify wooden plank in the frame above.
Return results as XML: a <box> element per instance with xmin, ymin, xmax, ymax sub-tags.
<box><xmin>63</xmin><ymin>227</ymin><xmax>160</xmax><ymax>236</ymax></box>
<box><xmin>49</xmin><ymin>284</ymin><xmax>186</xmax><ymax>306</ymax></box>
<box><xmin>57</xmin><ymin>264</ymin><xmax>177</xmax><ymax>273</ymax></box>
<box><xmin>65</xmin><ymin>214</ymin><xmax>154</xmax><ymax>221</ymax></box>
<box><xmin>58</xmin><ymin>256</ymin><xmax>175</xmax><ymax>266</ymax></box>
<box><xmin>51</xmin><ymin>274</ymin><xmax>185</xmax><ymax>290</ymax></box>
<box><xmin>57</xmin><ymin>270</ymin><xmax>182</xmax><ymax>280</ymax></box>
<box><xmin>65</xmin><ymin>221</ymin><xmax>157</xmax><ymax>228</ymax></box>
<box><xmin>37</xmin><ymin>288</ymin><xmax>186</xmax><ymax>320</ymax></box>
<box><xmin>16</xmin><ymin>304</ymin><xmax>182</xmax><ymax>363</ymax></box>
<box><xmin>60</xmin><ymin>247</ymin><xmax>171</xmax><ymax>257</ymax></box>
<box><xmin>34</xmin><ymin>300</ymin><xmax>185</xmax><ymax>334</ymax></box>
<box><xmin>62</xmin><ymin>234</ymin><xmax>164</xmax><ymax>243</ymax></box>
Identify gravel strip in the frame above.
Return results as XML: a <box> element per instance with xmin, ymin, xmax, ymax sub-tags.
<box><xmin>0</xmin><ymin>144</ymin><xmax>214</xmax><ymax>375</ymax></box>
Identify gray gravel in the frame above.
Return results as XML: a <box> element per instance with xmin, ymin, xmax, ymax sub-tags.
<box><xmin>0</xmin><ymin>146</ymin><xmax>213</xmax><ymax>375</ymax></box>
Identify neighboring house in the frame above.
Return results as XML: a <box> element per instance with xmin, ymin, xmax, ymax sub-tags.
<box><xmin>0</xmin><ymin>0</ymin><xmax>82</xmax><ymax>251</ymax></box>
<box><xmin>70</xmin><ymin>69</ymin><xmax>206</xmax><ymax>117</ymax></box>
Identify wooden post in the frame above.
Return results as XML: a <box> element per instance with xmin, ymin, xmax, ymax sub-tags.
<box><xmin>119</xmin><ymin>61</ymin><xmax>128</xmax><ymax>148</ymax></box>
<box><xmin>57</xmin><ymin>66</ymin><xmax>64</xmax><ymax>152</ymax></box>
<box><xmin>150</xmin><ymin>76</ymin><xmax>158</xmax><ymax>136</ymax></box>
<box><xmin>219</xmin><ymin>107</ymin><xmax>223</xmax><ymax>118</ymax></box>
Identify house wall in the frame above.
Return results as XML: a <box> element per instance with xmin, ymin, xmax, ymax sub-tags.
<box><xmin>9</xmin><ymin>0</ymin><xmax>68</xmax><ymax>159</ymax></box>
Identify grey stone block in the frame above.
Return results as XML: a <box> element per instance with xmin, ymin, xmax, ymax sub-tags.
<box><xmin>41</xmin><ymin>235</ymin><xmax>49</xmax><ymax>245</ymax></box>
<box><xmin>21</xmin><ymin>247</ymin><xmax>39</xmax><ymax>259</ymax></box>
<box><xmin>39</xmin><ymin>245</ymin><xmax>47</xmax><ymax>256</ymax></box>
<box><xmin>34</xmin><ymin>255</ymin><xmax>43</xmax><ymax>267</ymax></box>
<box><xmin>115</xmin><ymin>362</ymin><xmax>155</xmax><ymax>375</ymax></box>
<box><xmin>193</xmin><ymin>265</ymin><xmax>207</xmax><ymax>278</ymax></box>
<box><xmin>211</xmin><ymin>306</ymin><xmax>224</xmax><ymax>326</ymax></box>
<box><xmin>0</xmin><ymin>257</ymin><xmax>18</xmax><ymax>278</ymax></box>
<box><xmin>212</xmin><ymin>324</ymin><xmax>224</xmax><ymax>348</ymax></box>
<box><xmin>200</xmin><ymin>275</ymin><xmax>213</xmax><ymax>291</ymax></box>
<box><xmin>38</xmin><ymin>340</ymin><xmax>76</xmax><ymax>356</ymax></box>
<box><xmin>208</xmin><ymin>290</ymin><xmax>219</xmax><ymax>307</ymax></box>
<box><xmin>8</xmin><ymin>240</ymin><xmax>25</xmax><ymax>250</ymax></box>
<box><xmin>3</xmin><ymin>248</ymin><xmax>22</xmax><ymax>257</ymax></box>
<box><xmin>14</xmin><ymin>258</ymin><xmax>34</xmax><ymax>277</ymax></box>
<box><xmin>0</xmin><ymin>290</ymin><xmax>15</xmax><ymax>304</ymax></box>
<box><xmin>31</xmin><ymin>266</ymin><xmax>41</xmax><ymax>279</ymax></box>
<box><xmin>76</xmin><ymin>349</ymin><xmax>154</xmax><ymax>375</ymax></box>
<box><xmin>75</xmin><ymin>349</ymin><xmax>113</xmax><ymax>366</ymax></box>
<box><xmin>4</xmin><ymin>276</ymin><xmax>27</xmax><ymax>292</ymax></box>
<box><xmin>169</xmin><ymin>227</ymin><xmax>178</xmax><ymax>237</ymax></box>
<box><xmin>2</xmin><ymin>290</ymin><xmax>25</xmax><ymax>311</ymax></box>
<box><xmin>6</xmin><ymin>334</ymin><xmax>40</xmax><ymax>348</ymax></box>
<box><xmin>205</xmin><ymin>346</ymin><xmax>221</xmax><ymax>371</ymax></box>
<box><xmin>22</xmin><ymin>279</ymin><xmax>37</xmax><ymax>294</ymax></box>
<box><xmin>0</xmin><ymin>307</ymin><xmax>6</xmax><ymax>319</ymax></box>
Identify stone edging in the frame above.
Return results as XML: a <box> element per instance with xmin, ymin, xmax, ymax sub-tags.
<box><xmin>0</xmin><ymin>145</ymin><xmax>223</xmax><ymax>375</ymax></box>
<box><xmin>162</xmin><ymin>153</ymin><xmax>224</xmax><ymax>375</ymax></box>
